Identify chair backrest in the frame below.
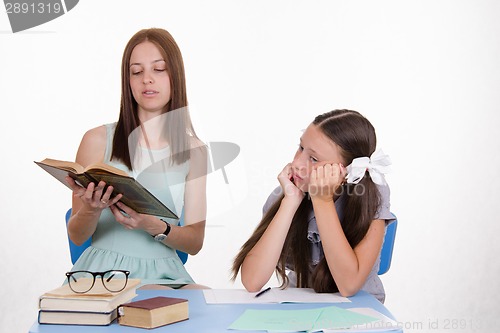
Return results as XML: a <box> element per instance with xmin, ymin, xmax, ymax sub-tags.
<box><xmin>65</xmin><ymin>208</ymin><xmax>91</xmax><ymax>265</ymax></box>
<box><xmin>65</xmin><ymin>208</ymin><xmax>188</xmax><ymax>265</ymax></box>
<box><xmin>378</xmin><ymin>215</ymin><xmax>398</xmax><ymax>275</ymax></box>
<box><xmin>175</xmin><ymin>208</ymin><xmax>188</xmax><ymax>264</ymax></box>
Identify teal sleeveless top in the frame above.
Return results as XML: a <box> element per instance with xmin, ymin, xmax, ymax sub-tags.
<box><xmin>70</xmin><ymin>123</ymin><xmax>195</xmax><ymax>286</ymax></box>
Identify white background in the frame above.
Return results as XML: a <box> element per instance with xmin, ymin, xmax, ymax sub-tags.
<box><xmin>1</xmin><ymin>1</ymin><xmax>499</xmax><ymax>332</ymax></box>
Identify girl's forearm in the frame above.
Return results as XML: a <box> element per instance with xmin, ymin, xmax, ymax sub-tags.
<box><xmin>311</xmin><ymin>198</ymin><xmax>364</xmax><ymax>295</ymax></box>
<box><xmin>241</xmin><ymin>198</ymin><xmax>299</xmax><ymax>292</ymax></box>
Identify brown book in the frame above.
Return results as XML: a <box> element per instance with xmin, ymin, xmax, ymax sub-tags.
<box><xmin>39</xmin><ymin>279</ymin><xmax>140</xmax><ymax>313</ymax></box>
<box><xmin>118</xmin><ymin>296</ymin><xmax>188</xmax><ymax>329</ymax></box>
<box><xmin>35</xmin><ymin>158</ymin><xmax>178</xmax><ymax>218</ymax></box>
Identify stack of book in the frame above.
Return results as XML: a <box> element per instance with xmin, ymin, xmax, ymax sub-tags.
<box><xmin>38</xmin><ymin>279</ymin><xmax>140</xmax><ymax>325</ymax></box>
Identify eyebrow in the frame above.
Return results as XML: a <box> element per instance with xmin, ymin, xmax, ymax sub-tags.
<box><xmin>129</xmin><ymin>59</ymin><xmax>165</xmax><ymax>67</ymax></box>
<box><xmin>300</xmin><ymin>138</ymin><xmax>319</xmax><ymax>155</ymax></box>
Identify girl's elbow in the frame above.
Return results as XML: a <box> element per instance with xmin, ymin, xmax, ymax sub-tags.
<box><xmin>337</xmin><ymin>284</ymin><xmax>361</xmax><ymax>298</ymax></box>
<box><xmin>338</xmin><ymin>289</ymin><xmax>356</xmax><ymax>298</ymax></box>
<box><xmin>240</xmin><ymin>269</ymin><xmax>264</xmax><ymax>292</ymax></box>
<box><xmin>242</xmin><ymin>279</ymin><xmax>262</xmax><ymax>293</ymax></box>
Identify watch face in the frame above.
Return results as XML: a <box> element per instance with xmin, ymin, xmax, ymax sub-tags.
<box><xmin>154</xmin><ymin>234</ymin><xmax>167</xmax><ymax>242</ymax></box>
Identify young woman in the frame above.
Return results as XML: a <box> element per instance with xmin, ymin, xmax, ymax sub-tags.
<box><xmin>232</xmin><ymin>109</ymin><xmax>394</xmax><ymax>302</ymax></box>
<box><xmin>66</xmin><ymin>28</ymin><xmax>208</xmax><ymax>289</ymax></box>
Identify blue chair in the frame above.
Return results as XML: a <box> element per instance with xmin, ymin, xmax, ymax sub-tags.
<box><xmin>65</xmin><ymin>208</ymin><xmax>188</xmax><ymax>265</ymax></box>
<box><xmin>378</xmin><ymin>215</ymin><xmax>398</xmax><ymax>275</ymax></box>
<box><xmin>65</xmin><ymin>208</ymin><xmax>92</xmax><ymax>265</ymax></box>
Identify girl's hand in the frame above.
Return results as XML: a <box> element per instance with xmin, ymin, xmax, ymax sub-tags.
<box><xmin>66</xmin><ymin>176</ymin><xmax>122</xmax><ymax>212</ymax></box>
<box><xmin>309</xmin><ymin>162</ymin><xmax>347</xmax><ymax>202</ymax></box>
<box><xmin>278</xmin><ymin>163</ymin><xmax>304</xmax><ymax>205</ymax></box>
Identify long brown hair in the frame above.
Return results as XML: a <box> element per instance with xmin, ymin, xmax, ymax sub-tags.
<box><xmin>231</xmin><ymin>109</ymin><xmax>381</xmax><ymax>293</ymax></box>
<box><xmin>112</xmin><ymin>28</ymin><xmax>196</xmax><ymax>169</ymax></box>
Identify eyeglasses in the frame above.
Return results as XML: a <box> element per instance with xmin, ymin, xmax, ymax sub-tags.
<box><xmin>65</xmin><ymin>270</ymin><xmax>130</xmax><ymax>293</ymax></box>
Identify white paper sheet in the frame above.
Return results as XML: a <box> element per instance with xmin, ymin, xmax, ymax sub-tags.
<box><xmin>203</xmin><ymin>288</ymin><xmax>351</xmax><ymax>304</ymax></box>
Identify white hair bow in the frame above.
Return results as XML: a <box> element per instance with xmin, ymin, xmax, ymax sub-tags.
<box><xmin>345</xmin><ymin>149</ymin><xmax>391</xmax><ymax>186</ymax></box>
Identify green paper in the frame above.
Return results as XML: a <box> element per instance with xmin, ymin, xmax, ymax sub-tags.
<box><xmin>313</xmin><ymin>306</ymin><xmax>379</xmax><ymax>330</ymax></box>
<box><xmin>228</xmin><ymin>306</ymin><xmax>379</xmax><ymax>332</ymax></box>
<box><xmin>228</xmin><ymin>308</ymin><xmax>321</xmax><ymax>331</ymax></box>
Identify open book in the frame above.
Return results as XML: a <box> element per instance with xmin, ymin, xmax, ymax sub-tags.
<box><xmin>35</xmin><ymin>158</ymin><xmax>178</xmax><ymax>219</ymax></box>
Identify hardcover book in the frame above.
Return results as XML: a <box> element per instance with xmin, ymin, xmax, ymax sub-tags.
<box><xmin>35</xmin><ymin>158</ymin><xmax>178</xmax><ymax>218</ymax></box>
<box><xmin>38</xmin><ymin>309</ymin><xmax>118</xmax><ymax>326</ymax></box>
<box><xmin>39</xmin><ymin>279</ymin><xmax>140</xmax><ymax>313</ymax></box>
<box><xmin>118</xmin><ymin>296</ymin><xmax>188</xmax><ymax>329</ymax></box>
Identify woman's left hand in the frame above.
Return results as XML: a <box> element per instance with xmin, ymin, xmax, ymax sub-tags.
<box><xmin>109</xmin><ymin>201</ymin><xmax>159</xmax><ymax>235</ymax></box>
<box><xmin>309</xmin><ymin>162</ymin><xmax>347</xmax><ymax>202</ymax></box>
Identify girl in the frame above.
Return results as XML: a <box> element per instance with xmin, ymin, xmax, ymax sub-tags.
<box><xmin>66</xmin><ymin>28</ymin><xmax>208</xmax><ymax>289</ymax></box>
<box><xmin>232</xmin><ymin>109</ymin><xmax>394</xmax><ymax>302</ymax></box>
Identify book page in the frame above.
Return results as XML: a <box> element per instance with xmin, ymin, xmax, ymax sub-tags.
<box><xmin>85</xmin><ymin>162</ymin><xmax>129</xmax><ymax>177</ymax></box>
<box><xmin>203</xmin><ymin>288</ymin><xmax>350</xmax><ymax>304</ymax></box>
<box><xmin>43</xmin><ymin>279</ymin><xmax>141</xmax><ymax>299</ymax></box>
<box><xmin>35</xmin><ymin>161</ymin><xmax>91</xmax><ymax>190</ymax></box>
<box><xmin>37</xmin><ymin>158</ymin><xmax>84</xmax><ymax>174</ymax></box>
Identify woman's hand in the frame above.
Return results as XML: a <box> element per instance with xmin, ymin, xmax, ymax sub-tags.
<box><xmin>66</xmin><ymin>176</ymin><xmax>122</xmax><ymax>212</ymax></box>
<box><xmin>278</xmin><ymin>163</ymin><xmax>304</xmax><ymax>205</ymax></box>
<box><xmin>309</xmin><ymin>162</ymin><xmax>347</xmax><ymax>202</ymax></box>
<box><xmin>109</xmin><ymin>201</ymin><xmax>161</xmax><ymax>235</ymax></box>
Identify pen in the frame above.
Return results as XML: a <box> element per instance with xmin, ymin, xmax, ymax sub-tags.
<box><xmin>254</xmin><ymin>287</ymin><xmax>271</xmax><ymax>298</ymax></box>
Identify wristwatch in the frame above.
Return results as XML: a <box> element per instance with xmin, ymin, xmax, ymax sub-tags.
<box><xmin>153</xmin><ymin>220</ymin><xmax>171</xmax><ymax>242</ymax></box>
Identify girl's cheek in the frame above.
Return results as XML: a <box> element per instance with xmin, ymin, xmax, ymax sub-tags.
<box><xmin>297</xmin><ymin>166</ymin><xmax>311</xmax><ymax>180</ymax></box>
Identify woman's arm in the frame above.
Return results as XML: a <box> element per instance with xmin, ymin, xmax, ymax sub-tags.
<box><xmin>109</xmin><ymin>140</ymin><xmax>208</xmax><ymax>255</ymax></box>
<box><xmin>163</xmin><ymin>141</ymin><xmax>208</xmax><ymax>255</ymax></box>
<box><xmin>240</xmin><ymin>164</ymin><xmax>304</xmax><ymax>292</ymax></box>
<box><xmin>67</xmin><ymin>126</ymin><xmax>118</xmax><ymax>245</ymax></box>
<box><xmin>309</xmin><ymin>163</ymin><xmax>385</xmax><ymax>297</ymax></box>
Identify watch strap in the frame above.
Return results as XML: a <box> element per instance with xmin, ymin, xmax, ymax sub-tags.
<box><xmin>160</xmin><ymin>219</ymin><xmax>171</xmax><ymax>237</ymax></box>
<box><xmin>152</xmin><ymin>219</ymin><xmax>171</xmax><ymax>239</ymax></box>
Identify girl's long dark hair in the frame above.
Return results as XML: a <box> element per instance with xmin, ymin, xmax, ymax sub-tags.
<box><xmin>112</xmin><ymin>28</ymin><xmax>196</xmax><ymax>170</ymax></box>
<box><xmin>231</xmin><ymin>109</ymin><xmax>381</xmax><ymax>293</ymax></box>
